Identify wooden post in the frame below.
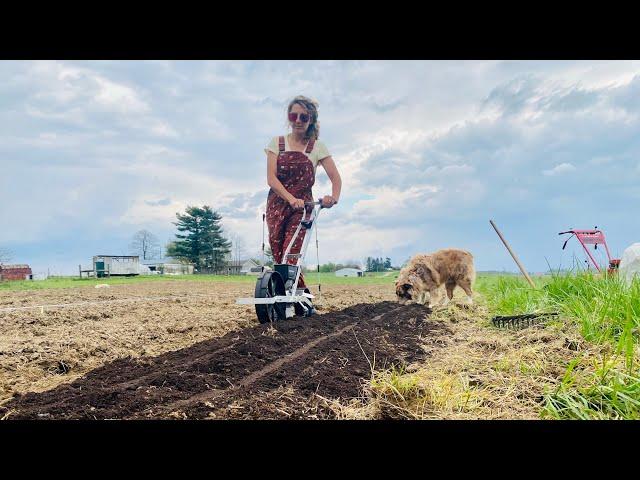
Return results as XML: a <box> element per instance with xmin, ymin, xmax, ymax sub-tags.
<box><xmin>489</xmin><ymin>220</ymin><xmax>536</xmax><ymax>288</ymax></box>
<box><xmin>79</xmin><ymin>264</ymin><xmax>82</xmax><ymax>279</ymax></box>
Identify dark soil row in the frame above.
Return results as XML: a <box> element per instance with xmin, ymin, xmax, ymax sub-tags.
<box><xmin>3</xmin><ymin>301</ymin><xmax>448</xmax><ymax>419</ymax></box>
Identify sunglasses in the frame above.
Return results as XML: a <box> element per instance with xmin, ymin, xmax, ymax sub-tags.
<box><xmin>288</xmin><ymin>112</ymin><xmax>311</xmax><ymax>123</ymax></box>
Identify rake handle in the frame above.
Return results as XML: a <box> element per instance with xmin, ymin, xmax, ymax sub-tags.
<box><xmin>489</xmin><ymin>220</ymin><xmax>536</xmax><ymax>289</ymax></box>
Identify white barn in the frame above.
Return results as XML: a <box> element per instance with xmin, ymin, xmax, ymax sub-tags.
<box><xmin>242</xmin><ymin>259</ymin><xmax>267</xmax><ymax>275</ymax></box>
<box><xmin>335</xmin><ymin>268</ymin><xmax>364</xmax><ymax>277</ymax></box>
<box><xmin>141</xmin><ymin>257</ymin><xmax>194</xmax><ymax>275</ymax></box>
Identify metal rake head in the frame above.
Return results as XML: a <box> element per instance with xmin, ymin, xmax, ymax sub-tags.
<box><xmin>491</xmin><ymin>312</ymin><xmax>559</xmax><ymax>329</ymax></box>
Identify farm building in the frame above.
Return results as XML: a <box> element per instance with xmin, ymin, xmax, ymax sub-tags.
<box><xmin>0</xmin><ymin>264</ymin><xmax>33</xmax><ymax>281</ymax></box>
<box><xmin>93</xmin><ymin>255</ymin><xmax>140</xmax><ymax>277</ymax></box>
<box><xmin>140</xmin><ymin>258</ymin><xmax>194</xmax><ymax>275</ymax></box>
<box><xmin>221</xmin><ymin>259</ymin><xmax>263</xmax><ymax>275</ymax></box>
<box><xmin>335</xmin><ymin>268</ymin><xmax>364</xmax><ymax>277</ymax></box>
<box><xmin>241</xmin><ymin>259</ymin><xmax>263</xmax><ymax>275</ymax></box>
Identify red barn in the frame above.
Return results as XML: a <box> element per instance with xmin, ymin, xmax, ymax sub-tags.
<box><xmin>0</xmin><ymin>264</ymin><xmax>33</xmax><ymax>281</ymax></box>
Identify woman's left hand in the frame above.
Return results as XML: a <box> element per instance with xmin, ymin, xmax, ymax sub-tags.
<box><xmin>321</xmin><ymin>195</ymin><xmax>338</xmax><ymax>208</ymax></box>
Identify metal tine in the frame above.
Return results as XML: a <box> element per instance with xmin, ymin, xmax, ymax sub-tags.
<box><xmin>492</xmin><ymin>312</ymin><xmax>559</xmax><ymax>329</ymax></box>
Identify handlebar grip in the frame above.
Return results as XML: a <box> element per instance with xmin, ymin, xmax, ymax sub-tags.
<box><xmin>305</xmin><ymin>198</ymin><xmax>338</xmax><ymax>208</ymax></box>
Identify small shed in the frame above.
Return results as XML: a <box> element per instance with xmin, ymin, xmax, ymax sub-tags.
<box><xmin>93</xmin><ymin>255</ymin><xmax>140</xmax><ymax>277</ymax></box>
<box><xmin>0</xmin><ymin>264</ymin><xmax>33</xmax><ymax>281</ymax></box>
<box><xmin>335</xmin><ymin>268</ymin><xmax>364</xmax><ymax>277</ymax></box>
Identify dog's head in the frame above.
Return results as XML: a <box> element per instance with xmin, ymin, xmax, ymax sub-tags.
<box><xmin>395</xmin><ymin>269</ymin><xmax>422</xmax><ymax>304</ymax></box>
<box><xmin>395</xmin><ymin>281</ymin><xmax>414</xmax><ymax>305</ymax></box>
<box><xmin>395</xmin><ymin>260</ymin><xmax>440</xmax><ymax>305</ymax></box>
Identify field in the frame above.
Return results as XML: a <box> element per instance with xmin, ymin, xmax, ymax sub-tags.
<box><xmin>1</xmin><ymin>272</ymin><xmax>639</xmax><ymax>419</ymax></box>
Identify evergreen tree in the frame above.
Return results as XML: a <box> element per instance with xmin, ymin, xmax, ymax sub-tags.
<box><xmin>365</xmin><ymin>256</ymin><xmax>373</xmax><ymax>272</ymax></box>
<box><xmin>166</xmin><ymin>205</ymin><xmax>231</xmax><ymax>271</ymax></box>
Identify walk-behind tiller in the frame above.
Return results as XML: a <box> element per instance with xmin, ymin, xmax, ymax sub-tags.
<box><xmin>559</xmin><ymin>227</ymin><xmax>620</xmax><ymax>274</ymax></box>
<box><xmin>236</xmin><ymin>199</ymin><xmax>325</xmax><ymax>323</ymax></box>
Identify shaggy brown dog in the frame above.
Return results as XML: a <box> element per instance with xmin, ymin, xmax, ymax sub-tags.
<box><xmin>395</xmin><ymin>249</ymin><xmax>475</xmax><ymax>307</ymax></box>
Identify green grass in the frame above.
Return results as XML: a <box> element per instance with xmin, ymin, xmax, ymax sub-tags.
<box><xmin>475</xmin><ymin>274</ymin><xmax>551</xmax><ymax>316</ymax></box>
<box><xmin>476</xmin><ymin>271</ymin><xmax>640</xmax><ymax>420</ymax></box>
<box><xmin>0</xmin><ymin>271</ymin><xmax>398</xmax><ymax>291</ymax></box>
<box><xmin>477</xmin><ymin>271</ymin><xmax>640</xmax><ymax>345</ymax></box>
<box><xmin>542</xmin><ymin>357</ymin><xmax>640</xmax><ymax>420</ymax></box>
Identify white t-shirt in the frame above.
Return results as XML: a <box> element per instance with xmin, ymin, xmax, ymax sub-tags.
<box><xmin>264</xmin><ymin>136</ymin><xmax>331</xmax><ymax>169</ymax></box>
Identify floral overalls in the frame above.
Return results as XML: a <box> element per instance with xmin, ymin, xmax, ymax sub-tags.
<box><xmin>266</xmin><ymin>135</ymin><xmax>316</xmax><ymax>289</ymax></box>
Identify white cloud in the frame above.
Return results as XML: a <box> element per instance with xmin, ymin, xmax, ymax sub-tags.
<box><xmin>27</xmin><ymin>61</ymin><xmax>149</xmax><ymax>115</ymax></box>
<box><xmin>93</xmin><ymin>76</ymin><xmax>149</xmax><ymax>114</ymax></box>
<box><xmin>3</xmin><ymin>60</ymin><xmax>640</xmax><ymax>274</ymax></box>
<box><xmin>352</xmin><ymin>186</ymin><xmax>440</xmax><ymax>218</ymax></box>
<box><xmin>543</xmin><ymin>163</ymin><xmax>577</xmax><ymax>176</ymax></box>
<box><xmin>149</xmin><ymin>121</ymin><xmax>179</xmax><ymax>138</ymax></box>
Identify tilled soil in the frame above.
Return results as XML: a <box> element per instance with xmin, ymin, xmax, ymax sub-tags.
<box><xmin>0</xmin><ymin>282</ymin><xmax>395</xmax><ymax>404</ymax></box>
<box><xmin>3</xmin><ymin>301</ymin><xmax>448</xmax><ymax>419</ymax></box>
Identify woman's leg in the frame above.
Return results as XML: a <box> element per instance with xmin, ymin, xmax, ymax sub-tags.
<box><xmin>266</xmin><ymin>198</ymin><xmax>289</xmax><ymax>264</ymax></box>
<box><xmin>281</xmin><ymin>208</ymin><xmax>308</xmax><ymax>289</ymax></box>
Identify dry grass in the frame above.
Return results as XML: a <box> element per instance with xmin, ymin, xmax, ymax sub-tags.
<box><xmin>319</xmin><ymin>291</ymin><xmax>612</xmax><ymax>420</ymax></box>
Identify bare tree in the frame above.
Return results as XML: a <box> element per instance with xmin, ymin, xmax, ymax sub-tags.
<box><xmin>129</xmin><ymin>230</ymin><xmax>161</xmax><ymax>260</ymax></box>
<box><xmin>0</xmin><ymin>247</ymin><xmax>13</xmax><ymax>264</ymax></box>
<box><xmin>233</xmin><ymin>235</ymin><xmax>247</xmax><ymax>262</ymax></box>
<box><xmin>230</xmin><ymin>233</ymin><xmax>247</xmax><ymax>264</ymax></box>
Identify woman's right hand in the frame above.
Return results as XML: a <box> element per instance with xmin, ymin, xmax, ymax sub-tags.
<box><xmin>288</xmin><ymin>197</ymin><xmax>305</xmax><ymax>210</ymax></box>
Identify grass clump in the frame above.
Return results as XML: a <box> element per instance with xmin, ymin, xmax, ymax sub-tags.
<box><xmin>476</xmin><ymin>271</ymin><xmax>640</xmax><ymax>420</ymax></box>
<box><xmin>542</xmin><ymin>356</ymin><xmax>640</xmax><ymax>420</ymax></box>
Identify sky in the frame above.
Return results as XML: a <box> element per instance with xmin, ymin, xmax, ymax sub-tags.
<box><xmin>1</xmin><ymin>60</ymin><xmax>640</xmax><ymax>276</ymax></box>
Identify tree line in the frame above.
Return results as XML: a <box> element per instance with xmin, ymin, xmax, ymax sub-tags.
<box><xmin>365</xmin><ymin>257</ymin><xmax>393</xmax><ymax>271</ymax></box>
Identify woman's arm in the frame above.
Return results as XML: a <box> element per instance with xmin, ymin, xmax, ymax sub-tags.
<box><xmin>267</xmin><ymin>151</ymin><xmax>305</xmax><ymax>209</ymax></box>
<box><xmin>319</xmin><ymin>156</ymin><xmax>342</xmax><ymax>207</ymax></box>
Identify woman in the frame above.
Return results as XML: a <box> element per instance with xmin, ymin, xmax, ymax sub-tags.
<box><xmin>264</xmin><ymin>95</ymin><xmax>342</xmax><ymax>293</ymax></box>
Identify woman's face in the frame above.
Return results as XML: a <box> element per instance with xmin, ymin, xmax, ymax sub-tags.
<box><xmin>288</xmin><ymin>103</ymin><xmax>311</xmax><ymax>135</ymax></box>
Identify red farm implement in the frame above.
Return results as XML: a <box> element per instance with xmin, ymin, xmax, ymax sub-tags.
<box><xmin>559</xmin><ymin>228</ymin><xmax>620</xmax><ymax>274</ymax></box>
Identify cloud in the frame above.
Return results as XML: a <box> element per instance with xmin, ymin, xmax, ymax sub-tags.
<box><xmin>144</xmin><ymin>198</ymin><xmax>172</xmax><ymax>206</ymax></box>
<box><xmin>2</xmin><ymin>60</ymin><xmax>640</xmax><ymax>274</ymax></box>
<box><xmin>26</xmin><ymin>61</ymin><xmax>149</xmax><ymax>117</ymax></box>
<box><xmin>543</xmin><ymin>163</ymin><xmax>577</xmax><ymax>176</ymax></box>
